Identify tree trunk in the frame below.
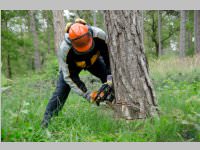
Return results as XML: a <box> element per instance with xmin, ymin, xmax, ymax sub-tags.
<box><xmin>45</xmin><ymin>10</ymin><xmax>52</xmax><ymax>54</ymax></box>
<box><xmin>52</xmin><ymin>10</ymin><xmax>65</xmax><ymax>55</ymax></box>
<box><xmin>29</xmin><ymin>10</ymin><xmax>41</xmax><ymax>70</ymax></box>
<box><xmin>158</xmin><ymin>10</ymin><xmax>162</xmax><ymax>56</ymax></box>
<box><xmin>187</xmin><ymin>31</ymin><xmax>192</xmax><ymax>51</ymax></box>
<box><xmin>150</xmin><ymin>12</ymin><xmax>159</xmax><ymax>57</ymax></box>
<box><xmin>179</xmin><ymin>10</ymin><xmax>186</xmax><ymax>57</ymax></box>
<box><xmin>93</xmin><ymin>10</ymin><xmax>97</xmax><ymax>26</ymax></box>
<box><xmin>141</xmin><ymin>10</ymin><xmax>144</xmax><ymax>51</ymax></box>
<box><xmin>104</xmin><ymin>10</ymin><xmax>158</xmax><ymax>120</ymax></box>
<box><xmin>194</xmin><ymin>10</ymin><xmax>200</xmax><ymax>54</ymax></box>
<box><xmin>47</xmin><ymin>27</ymin><xmax>51</xmax><ymax>54</ymax></box>
<box><xmin>7</xmin><ymin>52</ymin><xmax>12</xmax><ymax>78</ymax></box>
<box><xmin>186</xmin><ymin>11</ymin><xmax>192</xmax><ymax>51</ymax></box>
<box><xmin>3</xmin><ymin>20</ymin><xmax>12</xmax><ymax>78</ymax></box>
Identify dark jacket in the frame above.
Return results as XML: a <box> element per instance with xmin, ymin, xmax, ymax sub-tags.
<box><xmin>58</xmin><ymin>26</ymin><xmax>110</xmax><ymax>96</ymax></box>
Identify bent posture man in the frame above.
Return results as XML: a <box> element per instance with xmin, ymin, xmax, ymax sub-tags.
<box><xmin>41</xmin><ymin>19</ymin><xmax>111</xmax><ymax>128</ymax></box>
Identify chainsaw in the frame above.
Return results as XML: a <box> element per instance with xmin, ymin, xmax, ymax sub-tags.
<box><xmin>91</xmin><ymin>75</ymin><xmax>115</xmax><ymax>106</ymax></box>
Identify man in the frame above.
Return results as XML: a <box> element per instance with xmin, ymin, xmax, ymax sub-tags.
<box><xmin>41</xmin><ymin>19</ymin><xmax>111</xmax><ymax>128</ymax></box>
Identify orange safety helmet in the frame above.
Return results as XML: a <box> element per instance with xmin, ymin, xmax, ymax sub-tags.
<box><xmin>69</xmin><ymin>23</ymin><xmax>93</xmax><ymax>53</ymax></box>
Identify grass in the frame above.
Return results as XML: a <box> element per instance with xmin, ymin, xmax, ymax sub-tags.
<box><xmin>1</xmin><ymin>55</ymin><xmax>200</xmax><ymax>142</ymax></box>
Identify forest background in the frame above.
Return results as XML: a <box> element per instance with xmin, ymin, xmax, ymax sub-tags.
<box><xmin>1</xmin><ymin>10</ymin><xmax>200</xmax><ymax>142</ymax></box>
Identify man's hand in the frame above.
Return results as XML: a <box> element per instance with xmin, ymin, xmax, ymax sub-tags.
<box><xmin>83</xmin><ymin>91</ymin><xmax>98</xmax><ymax>103</ymax></box>
<box><xmin>106</xmin><ymin>75</ymin><xmax>112</xmax><ymax>85</ymax></box>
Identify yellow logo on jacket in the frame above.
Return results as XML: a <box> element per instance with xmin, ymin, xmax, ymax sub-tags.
<box><xmin>75</xmin><ymin>51</ymin><xmax>100</xmax><ymax>68</ymax></box>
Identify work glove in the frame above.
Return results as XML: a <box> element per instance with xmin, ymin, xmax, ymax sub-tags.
<box><xmin>79</xmin><ymin>84</ymin><xmax>87</xmax><ymax>93</ymax></box>
<box><xmin>106</xmin><ymin>75</ymin><xmax>112</xmax><ymax>86</ymax></box>
<box><xmin>83</xmin><ymin>91</ymin><xmax>98</xmax><ymax>103</ymax></box>
<box><xmin>76</xmin><ymin>80</ymin><xmax>87</xmax><ymax>93</ymax></box>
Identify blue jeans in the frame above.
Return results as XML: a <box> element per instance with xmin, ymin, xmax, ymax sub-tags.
<box><xmin>42</xmin><ymin>58</ymin><xmax>108</xmax><ymax>124</ymax></box>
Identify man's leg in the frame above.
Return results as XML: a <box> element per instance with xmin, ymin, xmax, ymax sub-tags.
<box><xmin>87</xmin><ymin>57</ymin><xmax>108</xmax><ymax>83</ymax></box>
<box><xmin>41</xmin><ymin>71</ymin><xmax>70</xmax><ymax>128</ymax></box>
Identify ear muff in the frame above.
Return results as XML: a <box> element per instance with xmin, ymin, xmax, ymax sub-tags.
<box><xmin>65</xmin><ymin>18</ymin><xmax>93</xmax><ymax>35</ymax></box>
<box><xmin>65</xmin><ymin>22</ymin><xmax>73</xmax><ymax>33</ymax></box>
<box><xmin>75</xmin><ymin>18</ymin><xmax>87</xmax><ymax>25</ymax></box>
<box><xmin>87</xmin><ymin>25</ymin><xmax>93</xmax><ymax>37</ymax></box>
<box><xmin>65</xmin><ymin>18</ymin><xmax>87</xmax><ymax>33</ymax></box>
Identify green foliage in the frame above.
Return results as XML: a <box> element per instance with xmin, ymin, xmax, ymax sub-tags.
<box><xmin>1</xmin><ymin>10</ymin><xmax>55</xmax><ymax>78</ymax></box>
<box><xmin>1</xmin><ymin>56</ymin><xmax>200</xmax><ymax>142</ymax></box>
<box><xmin>1</xmin><ymin>73</ymin><xmax>11</xmax><ymax>87</ymax></box>
<box><xmin>41</xmin><ymin>54</ymin><xmax>59</xmax><ymax>81</ymax></box>
<box><xmin>144</xmin><ymin>10</ymin><xmax>189</xmax><ymax>57</ymax></box>
<box><xmin>154</xmin><ymin>75</ymin><xmax>200</xmax><ymax>141</ymax></box>
<box><xmin>1</xmin><ymin>10</ymin><xmax>200</xmax><ymax>142</ymax></box>
<box><xmin>69</xmin><ymin>10</ymin><xmax>105</xmax><ymax>29</ymax></box>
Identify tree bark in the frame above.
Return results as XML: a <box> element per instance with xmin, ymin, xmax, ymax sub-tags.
<box><xmin>47</xmin><ymin>27</ymin><xmax>51</xmax><ymax>54</ymax></box>
<box><xmin>52</xmin><ymin>10</ymin><xmax>65</xmax><ymax>55</ymax></box>
<box><xmin>194</xmin><ymin>10</ymin><xmax>200</xmax><ymax>54</ymax></box>
<box><xmin>187</xmin><ymin>30</ymin><xmax>192</xmax><ymax>51</ymax></box>
<box><xmin>45</xmin><ymin>10</ymin><xmax>52</xmax><ymax>54</ymax></box>
<box><xmin>29</xmin><ymin>10</ymin><xmax>41</xmax><ymax>70</ymax></box>
<box><xmin>2</xmin><ymin>20</ymin><xmax>12</xmax><ymax>78</ymax></box>
<box><xmin>186</xmin><ymin>11</ymin><xmax>192</xmax><ymax>51</ymax></box>
<box><xmin>141</xmin><ymin>10</ymin><xmax>144</xmax><ymax>52</ymax></box>
<box><xmin>150</xmin><ymin>12</ymin><xmax>159</xmax><ymax>57</ymax></box>
<box><xmin>179</xmin><ymin>10</ymin><xmax>186</xmax><ymax>57</ymax></box>
<box><xmin>93</xmin><ymin>10</ymin><xmax>97</xmax><ymax>27</ymax></box>
<box><xmin>104</xmin><ymin>10</ymin><xmax>158</xmax><ymax>120</ymax></box>
<box><xmin>158</xmin><ymin>10</ymin><xmax>162</xmax><ymax>56</ymax></box>
<box><xmin>7</xmin><ymin>52</ymin><xmax>12</xmax><ymax>78</ymax></box>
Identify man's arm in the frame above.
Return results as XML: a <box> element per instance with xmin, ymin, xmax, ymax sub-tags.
<box><xmin>58</xmin><ymin>41</ymin><xmax>86</xmax><ymax>97</ymax></box>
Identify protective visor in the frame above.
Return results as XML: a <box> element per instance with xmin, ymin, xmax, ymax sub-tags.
<box><xmin>71</xmin><ymin>32</ymin><xmax>93</xmax><ymax>53</ymax></box>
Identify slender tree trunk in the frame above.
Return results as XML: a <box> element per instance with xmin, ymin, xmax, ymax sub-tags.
<box><xmin>7</xmin><ymin>52</ymin><xmax>12</xmax><ymax>78</ymax></box>
<box><xmin>141</xmin><ymin>10</ymin><xmax>144</xmax><ymax>51</ymax></box>
<box><xmin>93</xmin><ymin>10</ymin><xmax>97</xmax><ymax>26</ymax></box>
<box><xmin>3</xmin><ymin>20</ymin><xmax>12</xmax><ymax>78</ymax></box>
<box><xmin>150</xmin><ymin>12</ymin><xmax>159</xmax><ymax>57</ymax></box>
<box><xmin>45</xmin><ymin>10</ymin><xmax>52</xmax><ymax>54</ymax></box>
<box><xmin>47</xmin><ymin>27</ymin><xmax>51</xmax><ymax>54</ymax></box>
<box><xmin>31</xmin><ymin>58</ymin><xmax>35</xmax><ymax>70</ymax></box>
<box><xmin>187</xmin><ymin>31</ymin><xmax>192</xmax><ymax>51</ymax></box>
<box><xmin>158</xmin><ymin>10</ymin><xmax>162</xmax><ymax>56</ymax></box>
<box><xmin>104</xmin><ymin>10</ymin><xmax>158</xmax><ymax>119</ymax></box>
<box><xmin>52</xmin><ymin>10</ymin><xmax>65</xmax><ymax>55</ymax></box>
<box><xmin>186</xmin><ymin>11</ymin><xmax>192</xmax><ymax>51</ymax></box>
<box><xmin>194</xmin><ymin>10</ymin><xmax>200</xmax><ymax>54</ymax></box>
<box><xmin>180</xmin><ymin>10</ymin><xmax>186</xmax><ymax>57</ymax></box>
<box><xmin>29</xmin><ymin>10</ymin><xmax>41</xmax><ymax>70</ymax></box>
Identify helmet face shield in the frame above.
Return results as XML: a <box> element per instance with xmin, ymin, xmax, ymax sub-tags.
<box><xmin>71</xmin><ymin>32</ymin><xmax>93</xmax><ymax>53</ymax></box>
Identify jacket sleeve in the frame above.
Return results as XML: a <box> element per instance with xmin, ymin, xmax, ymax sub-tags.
<box><xmin>91</xmin><ymin>26</ymin><xmax>111</xmax><ymax>74</ymax></box>
<box><xmin>58</xmin><ymin>40</ymin><xmax>85</xmax><ymax>97</ymax></box>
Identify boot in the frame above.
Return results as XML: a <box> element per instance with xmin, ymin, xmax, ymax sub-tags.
<box><xmin>41</xmin><ymin>114</ymin><xmax>51</xmax><ymax>128</ymax></box>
